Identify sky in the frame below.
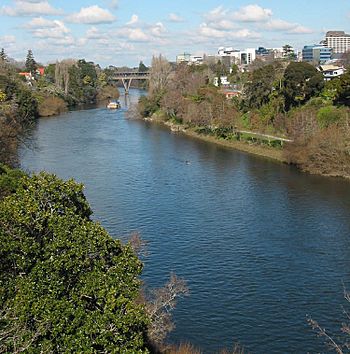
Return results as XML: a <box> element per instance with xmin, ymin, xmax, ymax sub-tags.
<box><xmin>0</xmin><ymin>0</ymin><xmax>349</xmax><ymax>67</ymax></box>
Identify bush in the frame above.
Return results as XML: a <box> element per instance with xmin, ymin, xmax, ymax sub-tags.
<box><xmin>38</xmin><ymin>95</ymin><xmax>68</xmax><ymax>117</ymax></box>
<box><xmin>317</xmin><ymin>106</ymin><xmax>344</xmax><ymax>128</ymax></box>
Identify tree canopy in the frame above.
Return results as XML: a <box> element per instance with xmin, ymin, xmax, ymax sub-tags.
<box><xmin>283</xmin><ymin>62</ymin><xmax>324</xmax><ymax>109</ymax></box>
<box><xmin>0</xmin><ymin>172</ymin><xmax>149</xmax><ymax>353</ymax></box>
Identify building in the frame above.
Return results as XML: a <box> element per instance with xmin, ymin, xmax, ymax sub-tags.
<box><xmin>302</xmin><ymin>45</ymin><xmax>332</xmax><ymax>64</ymax></box>
<box><xmin>319</xmin><ymin>64</ymin><xmax>345</xmax><ymax>81</ymax></box>
<box><xmin>176</xmin><ymin>53</ymin><xmax>204</xmax><ymax>65</ymax></box>
<box><xmin>176</xmin><ymin>53</ymin><xmax>191</xmax><ymax>64</ymax></box>
<box><xmin>325</xmin><ymin>31</ymin><xmax>350</xmax><ymax>54</ymax></box>
<box><xmin>217</xmin><ymin>47</ymin><xmax>256</xmax><ymax>66</ymax></box>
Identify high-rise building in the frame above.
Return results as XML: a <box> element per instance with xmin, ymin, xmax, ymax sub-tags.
<box><xmin>325</xmin><ymin>31</ymin><xmax>350</xmax><ymax>54</ymax></box>
<box><xmin>302</xmin><ymin>45</ymin><xmax>332</xmax><ymax>64</ymax></box>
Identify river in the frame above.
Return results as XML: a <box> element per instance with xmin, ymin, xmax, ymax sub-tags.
<box><xmin>20</xmin><ymin>89</ymin><xmax>350</xmax><ymax>353</ymax></box>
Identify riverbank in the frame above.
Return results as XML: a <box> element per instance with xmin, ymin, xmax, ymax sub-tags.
<box><xmin>144</xmin><ymin>116</ymin><xmax>287</xmax><ymax>164</ymax></box>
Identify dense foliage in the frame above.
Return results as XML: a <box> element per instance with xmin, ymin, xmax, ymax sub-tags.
<box><xmin>0</xmin><ymin>172</ymin><xmax>149</xmax><ymax>353</ymax></box>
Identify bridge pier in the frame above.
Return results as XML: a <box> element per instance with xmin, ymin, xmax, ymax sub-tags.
<box><xmin>121</xmin><ymin>78</ymin><xmax>133</xmax><ymax>95</ymax></box>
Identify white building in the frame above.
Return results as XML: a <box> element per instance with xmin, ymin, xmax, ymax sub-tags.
<box><xmin>319</xmin><ymin>64</ymin><xmax>345</xmax><ymax>81</ymax></box>
<box><xmin>325</xmin><ymin>31</ymin><xmax>350</xmax><ymax>54</ymax></box>
<box><xmin>176</xmin><ymin>53</ymin><xmax>204</xmax><ymax>65</ymax></box>
<box><xmin>217</xmin><ymin>47</ymin><xmax>256</xmax><ymax>65</ymax></box>
<box><xmin>176</xmin><ymin>53</ymin><xmax>191</xmax><ymax>64</ymax></box>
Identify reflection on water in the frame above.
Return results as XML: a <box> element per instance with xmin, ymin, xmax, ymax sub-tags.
<box><xmin>20</xmin><ymin>89</ymin><xmax>350</xmax><ymax>353</ymax></box>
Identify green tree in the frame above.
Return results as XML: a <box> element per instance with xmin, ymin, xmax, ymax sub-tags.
<box><xmin>0</xmin><ymin>172</ymin><xmax>150</xmax><ymax>353</ymax></box>
<box><xmin>283</xmin><ymin>62</ymin><xmax>324</xmax><ymax>110</ymax></box>
<box><xmin>0</xmin><ymin>48</ymin><xmax>7</xmax><ymax>62</ymax></box>
<box><xmin>334</xmin><ymin>71</ymin><xmax>350</xmax><ymax>106</ymax></box>
<box><xmin>244</xmin><ymin>64</ymin><xmax>278</xmax><ymax>109</ymax></box>
<box><xmin>138</xmin><ymin>61</ymin><xmax>148</xmax><ymax>72</ymax></box>
<box><xmin>25</xmin><ymin>49</ymin><xmax>37</xmax><ymax>74</ymax></box>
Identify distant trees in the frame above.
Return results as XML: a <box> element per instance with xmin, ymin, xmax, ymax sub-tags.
<box><xmin>25</xmin><ymin>49</ymin><xmax>37</xmax><ymax>74</ymax></box>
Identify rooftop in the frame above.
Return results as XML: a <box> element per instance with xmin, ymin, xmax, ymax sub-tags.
<box><xmin>326</xmin><ymin>31</ymin><xmax>350</xmax><ymax>37</ymax></box>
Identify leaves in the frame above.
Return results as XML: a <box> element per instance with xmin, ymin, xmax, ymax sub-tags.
<box><xmin>0</xmin><ymin>172</ymin><xmax>149</xmax><ymax>353</ymax></box>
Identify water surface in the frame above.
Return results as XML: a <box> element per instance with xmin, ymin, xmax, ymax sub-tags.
<box><xmin>20</xmin><ymin>89</ymin><xmax>350</xmax><ymax>353</ymax></box>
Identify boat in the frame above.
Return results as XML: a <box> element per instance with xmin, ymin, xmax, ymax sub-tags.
<box><xmin>107</xmin><ymin>100</ymin><xmax>120</xmax><ymax>109</ymax></box>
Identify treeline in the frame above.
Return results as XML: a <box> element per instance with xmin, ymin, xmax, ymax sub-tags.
<box><xmin>138</xmin><ymin>56</ymin><xmax>350</xmax><ymax>179</ymax></box>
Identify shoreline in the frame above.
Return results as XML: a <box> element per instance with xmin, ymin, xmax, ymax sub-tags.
<box><xmin>143</xmin><ymin>117</ymin><xmax>349</xmax><ymax>180</ymax></box>
<box><xmin>145</xmin><ymin>117</ymin><xmax>287</xmax><ymax>164</ymax></box>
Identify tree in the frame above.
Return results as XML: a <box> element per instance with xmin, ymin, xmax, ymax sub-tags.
<box><xmin>282</xmin><ymin>44</ymin><xmax>296</xmax><ymax>60</ymax></box>
<box><xmin>25</xmin><ymin>49</ymin><xmax>37</xmax><ymax>74</ymax></box>
<box><xmin>283</xmin><ymin>62</ymin><xmax>324</xmax><ymax>109</ymax></box>
<box><xmin>333</xmin><ymin>70</ymin><xmax>350</xmax><ymax>106</ymax></box>
<box><xmin>0</xmin><ymin>172</ymin><xmax>150</xmax><ymax>353</ymax></box>
<box><xmin>138</xmin><ymin>61</ymin><xmax>148</xmax><ymax>72</ymax></box>
<box><xmin>0</xmin><ymin>48</ymin><xmax>7</xmax><ymax>63</ymax></box>
<box><xmin>149</xmin><ymin>55</ymin><xmax>172</xmax><ymax>96</ymax></box>
<box><xmin>244</xmin><ymin>64</ymin><xmax>279</xmax><ymax>109</ymax></box>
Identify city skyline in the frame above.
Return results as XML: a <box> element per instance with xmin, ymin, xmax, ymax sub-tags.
<box><xmin>0</xmin><ymin>0</ymin><xmax>349</xmax><ymax>67</ymax></box>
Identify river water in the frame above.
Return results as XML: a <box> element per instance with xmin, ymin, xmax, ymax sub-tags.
<box><xmin>20</xmin><ymin>89</ymin><xmax>350</xmax><ymax>353</ymax></box>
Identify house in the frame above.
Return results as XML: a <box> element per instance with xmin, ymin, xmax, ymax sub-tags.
<box><xmin>318</xmin><ymin>64</ymin><xmax>345</xmax><ymax>80</ymax></box>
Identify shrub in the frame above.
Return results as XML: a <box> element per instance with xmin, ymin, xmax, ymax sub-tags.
<box><xmin>317</xmin><ymin>106</ymin><xmax>344</xmax><ymax>128</ymax></box>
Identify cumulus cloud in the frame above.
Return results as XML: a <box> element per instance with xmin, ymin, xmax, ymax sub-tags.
<box><xmin>1</xmin><ymin>0</ymin><xmax>63</xmax><ymax>16</ymax></box>
<box><xmin>23</xmin><ymin>17</ymin><xmax>73</xmax><ymax>45</ymax></box>
<box><xmin>150</xmin><ymin>22</ymin><xmax>166</xmax><ymax>37</ymax></box>
<box><xmin>168</xmin><ymin>13</ymin><xmax>184</xmax><ymax>23</ymax></box>
<box><xmin>198</xmin><ymin>23</ymin><xmax>260</xmax><ymax>39</ymax></box>
<box><xmin>233</xmin><ymin>4</ymin><xmax>272</xmax><ymax>22</ymax></box>
<box><xmin>66</xmin><ymin>5</ymin><xmax>116</xmax><ymax>24</ymax></box>
<box><xmin>262</xmin><ymin>19</ymin><xmax>313</xmax><ymax>34</ymax></box>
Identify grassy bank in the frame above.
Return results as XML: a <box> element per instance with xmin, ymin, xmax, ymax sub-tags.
<box><xmin>144</xmin><ymin>115</ymin><xmax>286</xmax><ymax>163</ymax></box>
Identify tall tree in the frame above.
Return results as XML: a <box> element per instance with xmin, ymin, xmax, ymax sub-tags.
<box><xmin>149</xmin><ymin>55</ymin><xmax>172</xmax><ymax>96</ymax></box>
<box><xmin>0</xmin><ymin>48</ymin><xmax>7</xmax><ymax>62</ymax></box>
<box><xmin>25</xmin><ymin>49</ymin><xmax>37</xmax><ymax>74</ymax></box>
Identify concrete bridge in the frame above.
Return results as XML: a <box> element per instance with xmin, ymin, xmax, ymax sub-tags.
<box><xmin>111</xmin><ymin>72</ymin><xmax>149</xmax><ymax>94</ymax></box>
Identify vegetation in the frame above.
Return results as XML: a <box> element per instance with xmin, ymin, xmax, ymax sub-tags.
<box><xmin>138</xmin><ymin>55</ymin><xmax>350</xmax><ymax>179</ymax></box>
<box><xmin>0</xmin><ymin>172</ymin><xmax>150</xmax><ymax>352</ymax></box>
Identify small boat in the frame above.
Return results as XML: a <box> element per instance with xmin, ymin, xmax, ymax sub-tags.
<box><xmin>107</xmin><ymin>100</ymin><xmax>120</xmax><ymax>109</ymax></box>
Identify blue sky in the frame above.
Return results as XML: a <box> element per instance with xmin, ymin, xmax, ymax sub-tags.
<box><xmin>0</xmin><ymin>0</ymin><xmax>349</xmax><ymax>67</ymax></box>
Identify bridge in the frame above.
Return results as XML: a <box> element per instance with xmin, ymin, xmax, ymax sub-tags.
<box><xmin>111</xmin><ymin>72</ymin><xmax>149</xmax><ymax>94</ymax></box>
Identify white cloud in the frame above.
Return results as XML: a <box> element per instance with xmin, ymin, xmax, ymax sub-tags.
<box><xmin>86</xmin><ymin>26</ymin><xmax>101</xmax><ymax>39</ymax></box>
<box><xmin>150</xmin><ymin>22</ymin><xmax>166</xmax><ymax>37</ymax></box>
<box><xmin>233</xmin><ymin>4</ymin><xmax>272</xmax><ymax>22</ymax></box>
<box><xmin>288</xmin><ymin>25</ymin><xmax>314</xmax><ymax>34</ymax></box>
<box><xmin>117</xmin><ymin>28</ymin><xmax>149</xmax><ymax>42</ymax></box>
<box><xmin>126</xmin><ymin>14</ymin><xmax>139</xmax><ymax>26</ymax></box>
<box><xmin>198</xmin><ymin>23</ymin><xmax>260</xmax><ymax>40</ymax></box>
<box><xmin>168</xmin><ymin>13</ymin><xmax>184</xmax><ymax>23</ymax></box>
<box><xmin>204</xmin><ymin>6</ymin><xmax>228</xmax><ymax>22</ymax></box>
<box><xmin>1</xmin><ymin>1</ymin><xmax>63</xmax><ymax>16</ymax></box>
<box><xmin>66</xmin><ymin>5</ymin><xmax>116</xmax><ymax>24</ymax></box>
<box><xmin>23</xmin><ymin>17</ymin><xmax>72</xmax><ymax>44</ymax></box>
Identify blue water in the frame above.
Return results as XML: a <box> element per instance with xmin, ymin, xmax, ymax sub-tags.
<box><xmin>20</xmin><ymin>89</ymin><xmax>350</xmax><ymax>353</ymax></box>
